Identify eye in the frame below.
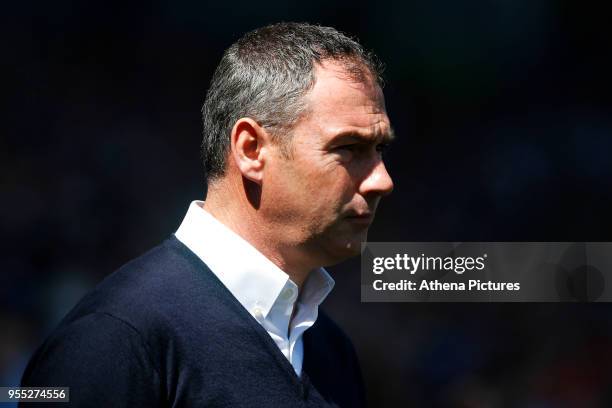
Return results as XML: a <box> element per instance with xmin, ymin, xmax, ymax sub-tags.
<box><xmin>336</xmin><ymin>144</ymin><xmax>359</xmax><ymax>151</ymax></box>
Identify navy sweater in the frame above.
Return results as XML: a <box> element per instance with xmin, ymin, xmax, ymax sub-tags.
<box><xmin>21</xmin><ymin>236</ymin><xmax>366</xmax><ymax>407</ymax></box>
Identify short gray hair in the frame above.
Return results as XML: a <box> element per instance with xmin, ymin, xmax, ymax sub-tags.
<box><xmin>201</xmin><ymin>22</ymin><xmax>384</xmax><ymax>181</ymax></box>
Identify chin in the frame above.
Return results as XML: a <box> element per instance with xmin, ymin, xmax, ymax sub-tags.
<box><xmin>342</xmin><ymin>239</ymin><xmax>364</xmax><ymax>254</ymax></box>
<box><xmin>322</xmin><ymin>235</ymin><xmax>367</xmax><ymax>265</ymax></box>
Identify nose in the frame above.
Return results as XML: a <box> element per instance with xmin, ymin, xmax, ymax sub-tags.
<box><xmin>359</xmin><ymin>157</ymin><xmax>394</xmax><ymax>197</ymax></box>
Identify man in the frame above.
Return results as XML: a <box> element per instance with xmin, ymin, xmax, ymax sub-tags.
<box><xmin>21</xmin><ymin>22</ymin><xmax>394</xmax><ymax>407</ymax></box>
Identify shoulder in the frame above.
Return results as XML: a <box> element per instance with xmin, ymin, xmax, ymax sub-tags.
<box><xmin>34</xmin><ymin>236</ymin><xmax>228</xmax><ymax>371</ymax></box>
<box><xmin>303</xmin><ymin>310</ymin><xmax>367</xmax><ymax>408</ymax></box>
<box><xmin>21</xmin><ymin>236</ymin><xmax>242</xmax><ymax>404</ymax></box>
<box><xmin>304</xmin><ymin>310</ymin><xmax>364</xmax><ymax>373</ymax></box>
<box><xmin>308</xmin><ymin>310</ymin><xmax>357</xmax><ymax>357</ymax></box>
<box><xmin>61</xmin><ymin>236</ymin><xmax>211</xmax><ymax>330</ymax></box>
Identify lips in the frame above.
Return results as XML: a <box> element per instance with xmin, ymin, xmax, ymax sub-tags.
<box><xmin>345</xmin><ymin>212</ymin><xmax>374</xmax><ymax>224</ymax></box>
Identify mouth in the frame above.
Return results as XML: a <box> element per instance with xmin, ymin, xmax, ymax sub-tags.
<box><xmin>345</xmin><ymin>212</ymin><xmax>374</xmax><ymax>225</ymax></box>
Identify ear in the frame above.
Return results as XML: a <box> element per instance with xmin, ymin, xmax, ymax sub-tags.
<box><xmin>229</xmin><ymin>118</ymin><xmax>271</xmax><ymax>184</ymax></box>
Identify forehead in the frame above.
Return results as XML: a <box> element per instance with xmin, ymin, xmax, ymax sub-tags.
<box><xmin>300</xmin><ymin>61</ymin><xmax>391</xmax><ymax>141</ymax></box>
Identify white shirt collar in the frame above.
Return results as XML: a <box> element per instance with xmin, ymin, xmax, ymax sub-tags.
<box><xmin>174</xmin><ymin>201</ymin><xmax>334</xmax><ymax>322</ymax></box>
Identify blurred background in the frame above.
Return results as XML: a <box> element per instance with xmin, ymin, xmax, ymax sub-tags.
<box><xmin>3</xmin><ymin>0</ymin><xmax>612</xmax><ymax>407</ymax></box>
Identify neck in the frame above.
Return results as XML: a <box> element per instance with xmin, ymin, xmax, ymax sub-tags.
<box><xmin>203</xmin><ymin>177</ymin><xmax>313</xmax><ymax>289</ymax></box>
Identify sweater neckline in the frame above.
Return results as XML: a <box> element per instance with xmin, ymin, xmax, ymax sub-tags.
<box><xmin>166</xmin><ymin>235</ymin><xmax>314</xmax><ymax>396</ymax></box>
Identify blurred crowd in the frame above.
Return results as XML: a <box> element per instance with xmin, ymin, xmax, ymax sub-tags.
<box><xmin>4</xmin><ymin>0</ymin><xmax>612</xmax><ymax>406</ymax></box>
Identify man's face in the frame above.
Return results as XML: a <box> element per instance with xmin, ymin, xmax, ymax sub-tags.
<box><xmin>261</xmin><ymin>60</ymin><xmax>394</xmax><ymax>268</ymax></box>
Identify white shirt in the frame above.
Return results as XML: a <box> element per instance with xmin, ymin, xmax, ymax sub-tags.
<box><xmin>175</xmin><ymin>201</ymin><xmax>334</xmax><ymax>376</ymax></box>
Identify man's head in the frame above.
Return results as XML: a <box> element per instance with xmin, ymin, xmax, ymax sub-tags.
<box><xmin>202</xmin><ymin>22</ymin><xmax>385</xmax><ymax>179</ymax></box>
<box><xmin>201</xmin><ymin>22</ymin><xmax>394</xmax><ymax>273</ymax></box>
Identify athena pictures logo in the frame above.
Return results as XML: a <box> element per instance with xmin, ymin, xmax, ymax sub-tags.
<box><xmin>361</xmin><ymin>242</ymin><xmax>612</xmax><ymax>302</ymax></box>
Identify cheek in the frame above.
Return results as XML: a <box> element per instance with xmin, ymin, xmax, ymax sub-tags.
<box><xmin>307</xmin><ymin>168</ymin><xmax>355</xmax><ymax>217</ymax></box>
<box><xmin>269</xmin><ymin>154</ymin><xmax>356</xmax><ymax>218</ymax></box>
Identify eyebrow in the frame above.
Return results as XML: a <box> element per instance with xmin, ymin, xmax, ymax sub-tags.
<box><xmin>330</xmin><ymin>127</ymin><xmax>396</xmax><ymax>146</ymax></box>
